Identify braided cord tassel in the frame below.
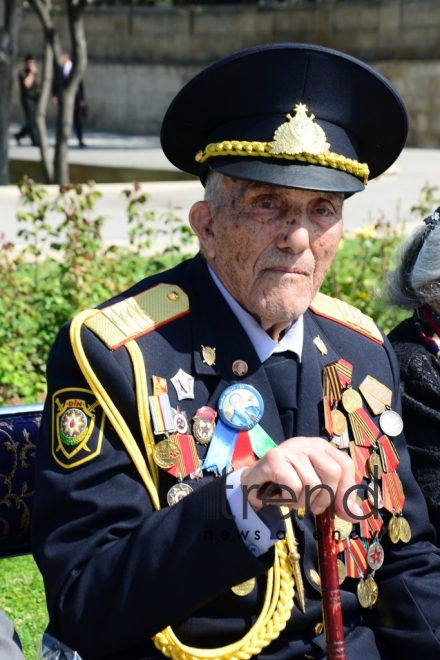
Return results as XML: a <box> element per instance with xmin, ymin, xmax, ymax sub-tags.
<box><xmin>153</xmin><ymin>540</ymin><xmax>294</xmax><ymax>660</ymax></box>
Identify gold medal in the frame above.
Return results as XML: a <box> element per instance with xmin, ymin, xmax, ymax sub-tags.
<box><xmin>331</xmin><ymin>409</ymin><xmax>347</xmax><ymax>437</ymax></box>
<box><xmin>357</xmin><ymin>579</ymin><xmax>372</xmax><ymax>608</ymax></box>
<box><xmin>333</xmin><ymin>515</ymin><xmax>352</xmax><ymax>542</ymax></box>
<box><xmin>337</xmin><ymin>558</ymin><xmax>347</xmax><ymax>585</ymax></box>
<box><xmin>231</xmin><ymin>577</ymin><xmax>256</xmax><ymax>596</ymax></box>
<box><xmin>368</xmin><ymin>452</ymin><xmax>383</xmax><ymax>480</ymax></box>
<box><xmin>167</xmin><ymin>482</ymin><xmax>193</xmax><ymax>506</ymax></box>
<box><xmin>366</xmin><ymin>577</ymin><xmax>379</xmax><ymax>606</ymax></box>
<box><xmin>399</xmin><ymin>516</ymin><xmax>412</xmax><ymax>543</ymax></box>
<box><xmin>388</xmin><ymin>515</ymin><xmax>401</xmax><ymax>544</ymax></box>
<box><xmin>153</xmin><ymin>439</ymin><xmax>181</xmax><ymax>469</ymax></box>
<box><xmin>341</xmin><ymin>388</ymin><xmax>363</xmax><ymax>414</ymax></box>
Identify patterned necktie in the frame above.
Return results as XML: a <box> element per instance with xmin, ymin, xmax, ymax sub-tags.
<box><xmin>262</xmin><ymin>351</ymin><xmax>299</xmax><ymax>439</ymax></box>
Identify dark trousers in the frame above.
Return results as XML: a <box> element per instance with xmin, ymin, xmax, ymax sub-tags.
<box><xmin>73</xmin><ymin>107</ymin><xmax>84</xmax><ymax>145</ymax></box>
<box><xmin>17</xmin><ymin>99</ymin><xmax>39</xmax><ymax>146</ymax></box>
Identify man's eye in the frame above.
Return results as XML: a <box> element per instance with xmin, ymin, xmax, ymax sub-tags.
<box><xmin>260</xmin><ymin>200</ymin><xmax>273</xmax><ymax>209</ymax></box>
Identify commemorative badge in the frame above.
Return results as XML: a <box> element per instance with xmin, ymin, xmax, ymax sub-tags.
<box><xmin>313</xmin><ymin>335</ymin><xmax>328</xmax><ymax>356</ymax></box>
<box><xmin>52</xmin><ymin>388</ymin><xmax>105</xmax><ymax>469</ymax></box>
<box><xmin>173</xmin><ymin>410</ymin><xmax>189</xmax><ymax>435</ymax></box>
<box><xmin>232</xmin><ymin>359</ymin><xmax>248</xmax><ymax>377</ymax></box>
<box><xmin>201</xmin><ymin>345</ymin><xmax>216</xmax><ymax>366</ymax></box>
<box><xmin>204</xmin><ymin>384</ymin><xmax>274</xmax><ymax>474</ymax></box>
<box><xmin>193</xmin><ymin>406</ymin><xmax>217</xmax><ymax>445</ymax></box>
<box><xmin>218</xmin><ymin>384</ymin><xmax>264</xmax><ymax>431</ymax></box>
<box><xmin>171</xmin><ymin>369</ymin><xmax>195</xmax><ymax>401</ymax></box>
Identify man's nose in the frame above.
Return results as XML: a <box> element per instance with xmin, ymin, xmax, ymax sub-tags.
<box><xmin>274</xmin><ymin>210</ymin><xmax>311</xmax><ymax>251</ymax></box>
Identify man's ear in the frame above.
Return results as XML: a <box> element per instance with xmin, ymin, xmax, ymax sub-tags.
<box><xmin>189</xmin><ymin>201</ymin><xmax>216</xmax><ymax>260</ymax></box>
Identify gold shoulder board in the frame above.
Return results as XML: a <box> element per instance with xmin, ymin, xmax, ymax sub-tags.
<box><xmin>84</xmin><ymin>283</ymin><xmax>189</xmax><ymax>350</ymax></box>
<box><xmin>309</xmin><ymin>292</ymin><xmax>383</xmax><ymax>345</ymax></box>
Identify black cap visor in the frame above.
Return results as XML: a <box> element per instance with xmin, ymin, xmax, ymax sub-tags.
<box><xmin>203</xmin><ymin>156</ymin><xmax>365</xmax><ymax>194</ymax></box>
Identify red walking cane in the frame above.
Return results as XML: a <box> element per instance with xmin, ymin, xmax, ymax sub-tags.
<box><xmin>315</xmin><ymin>508</ymin><xmax>346</xmax><ymax>660</ymax></box>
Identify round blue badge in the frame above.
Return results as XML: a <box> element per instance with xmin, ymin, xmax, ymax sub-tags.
<box><xmin>218</xmin><ymin>384</ymin><xmax>264</xmax><ymax>431</ymax></box>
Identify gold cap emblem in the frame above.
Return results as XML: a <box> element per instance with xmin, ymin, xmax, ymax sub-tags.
<box><xmin>270</xmin><ymin>103</ymin><xmax>330</xmax><ymax>156</ymax></box>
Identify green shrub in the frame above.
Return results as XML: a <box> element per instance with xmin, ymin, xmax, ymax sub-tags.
<box><xmin>321</xmin><ymin>220</ymin><xmax>407</xmax><ymax>334</ymax></box>
<box><xmin>1</xmin><ymin>179</ymin><xmax>195</xmax><ymax>404</ymax></box>
<box><xmin>2</xmin><ymin>179</ymin><xmax>437</xmax><ymax>404</ymax></box>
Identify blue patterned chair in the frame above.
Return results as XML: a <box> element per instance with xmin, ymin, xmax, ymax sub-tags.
<box><xmin>0</xmin><ymin>404</ymin><xmax>44</xmax><ymax>559</ymax></box>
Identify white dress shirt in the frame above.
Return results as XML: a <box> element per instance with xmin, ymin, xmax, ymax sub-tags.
<box><xmin>208</xmin><ymin>265</ymin><xmax>303</xmax><ymax>555</ymax></box>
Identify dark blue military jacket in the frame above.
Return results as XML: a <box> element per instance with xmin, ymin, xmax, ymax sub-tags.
<box><xmin>32</xmin><ymin>254</ymin><xmax>440</xmax><ymax>660</ymax></box>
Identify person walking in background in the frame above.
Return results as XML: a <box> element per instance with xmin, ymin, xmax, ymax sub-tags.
<box><xmin>387</xmin><ymin>210</ymin><xmax>440</xmax><ymax>541</ymax></box>
<box><xmin>15</xmin><ymin>53</ymin><xmax>40</xmax><ymax>147</ymax></box>
<box><xmin>52</xmin><ymin>51</ymin><xmax>87</xmax><ymax>148</ymax></box>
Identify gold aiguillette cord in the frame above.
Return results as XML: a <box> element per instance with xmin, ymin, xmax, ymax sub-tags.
<box><xmin>281</xmin><ymin>505</ymin><xmax>306</xmax><ymax>613</ymax></box>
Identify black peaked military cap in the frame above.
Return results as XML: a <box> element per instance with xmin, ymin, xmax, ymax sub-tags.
<box><xmin>161</xmin><ymin>43</ymin><xmax>408</xmax><ymax>194</ymax></box>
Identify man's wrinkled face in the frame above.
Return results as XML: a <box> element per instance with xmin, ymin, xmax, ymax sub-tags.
<box><xmin>190</xmin><ymin>174</ymin><xmax>343</xmax><ymax>329</ymax></box>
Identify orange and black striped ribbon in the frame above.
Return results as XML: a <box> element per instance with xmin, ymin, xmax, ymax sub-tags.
<box><xmin>378</xmin><ymin>435</ymin><xmax>399</xmax><ymax>473</ymax></box>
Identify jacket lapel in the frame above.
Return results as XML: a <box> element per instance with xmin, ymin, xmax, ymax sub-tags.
<box><xmin>295</xmin><ymin>311</ymin><xmax>341</xmax><ymax>438</ymax></box>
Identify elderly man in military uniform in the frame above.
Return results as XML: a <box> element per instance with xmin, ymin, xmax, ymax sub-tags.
<box><xmin>32</xmin><ymin>44</ymin><xmax>440</xmax><ymax>660</ymax></box>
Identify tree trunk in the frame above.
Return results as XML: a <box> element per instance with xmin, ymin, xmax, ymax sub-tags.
<box><xmin>53</xmin><ymin>0</ymin><xmax>87</xmax><ymax>185</ymax></box>
<box><xmin>0</xmin><ymin>0</ymin><xmax>23</xmax><ymax>185</ymax></box>
<box><xmin>29</xmin><ymin>0</ymin><xmax>88</xmax><ymax>185</ymax></box>
<box><xmin>35</xmin><ymin>38</ymin><xmax>53</xmax><ymax>182</ymax></box>
<box><xmin>0</xmin><ymin>48</ymin><xmax>12</xmax><ymax>185</ymax></box>
<box><xmin>54</xmin><ymin>86</ymin><xmax>75</xmax><ymax>184</ymax></box>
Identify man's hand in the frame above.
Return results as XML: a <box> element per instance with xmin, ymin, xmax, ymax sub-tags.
<box><xmin>240</xmin><ymin>437</ymin><xmax>363</xmax><ymax>522</ymax></box>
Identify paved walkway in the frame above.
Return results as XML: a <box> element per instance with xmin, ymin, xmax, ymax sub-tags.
<box><xmin>3</xmin><ymin>124</ymin><xmax>440</xmax><ymax>247</ymax></box>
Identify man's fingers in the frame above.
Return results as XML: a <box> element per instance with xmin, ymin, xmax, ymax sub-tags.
<box><xmin>241</xmin><ymin>436</ymin><xmax>364</xmax><ymax>522</ymax></box>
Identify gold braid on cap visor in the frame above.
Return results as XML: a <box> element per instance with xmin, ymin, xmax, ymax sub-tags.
<box><xmin>195</xmin><ymin>103</ymin><xmax>370</xmax><ymax>185</ymax></box>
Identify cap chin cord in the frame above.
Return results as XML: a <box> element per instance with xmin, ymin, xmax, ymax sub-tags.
<box><xmin>196</xmin><ymin>140</ymin><xmax>369</xmax><ymax>186</ymax></box>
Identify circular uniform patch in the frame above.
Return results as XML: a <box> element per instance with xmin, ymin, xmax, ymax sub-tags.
<box><xmin>60</xmin><ymin>408</ymin><xmax>88</xmax><ymax>446</ymax></box>
<box><xmin>218</xmin><ymin>384</ymin><xmax>264</xmax><ymax>431</ymax></box>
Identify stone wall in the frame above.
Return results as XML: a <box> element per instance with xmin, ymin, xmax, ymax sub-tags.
<box><xmin>17</xmin><ymin>1</ymin><xmax>440</xmax><ymax>64</ymax></box>
<box><xmin>11</xmin><ymin>1</ymin><xmax>440</xmax><ymax>145</ymax></box>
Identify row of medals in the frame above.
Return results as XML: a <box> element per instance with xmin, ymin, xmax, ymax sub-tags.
<box><xmin>322</xmin><ymin>359</ymin><xmax>410</xmax><ymax>609</ymax></box>
<box><xmin>150</xmin><ymin>359</ymin><xmax>411</xmax><ymax>607</ymax></box>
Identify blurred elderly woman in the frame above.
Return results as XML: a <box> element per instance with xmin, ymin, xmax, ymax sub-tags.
<box><xmin>387</xmin><ymin>207</ymin><xmax>440</xmax><ymax>539</ymax></box>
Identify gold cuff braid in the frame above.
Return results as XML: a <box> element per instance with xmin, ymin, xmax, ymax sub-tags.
<box><xmin>195</xmin><ymin>140</ymin><xmax>369</xmax><ymax>185</ymax></box>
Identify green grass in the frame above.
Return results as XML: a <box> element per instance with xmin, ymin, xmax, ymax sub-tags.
<box><xmin>0</xmin><ymin>555</ymin><xmax>48</xmax><ymax>660</ymax></box>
